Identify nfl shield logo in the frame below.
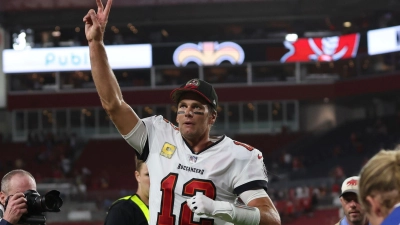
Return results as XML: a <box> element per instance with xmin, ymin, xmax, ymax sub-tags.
<box><xmin>189</xmin><ymin>155</ymin><xmax>198</xmax><ymax>164</ymax></box>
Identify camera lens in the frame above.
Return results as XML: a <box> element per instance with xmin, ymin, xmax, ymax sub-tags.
<box><xmin>23</xmin><ymin>190</ymin><xmax>63</xmax><ymax>213</ymax></box>
<box><xmin>42</xmin><ymin>190</ymin><xmax>63</xmax><ymax>212</ymax></box>
<box><xmin>18</xmin><ymin>189</ymin><xmax>63</xmax><ymax>225</ymax></box>
<box><xmin>44</xmin><ymin>194</ymin><xmax>62</xmax><ymax>210</ymax></box>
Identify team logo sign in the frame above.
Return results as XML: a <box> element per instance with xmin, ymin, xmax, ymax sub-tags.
<box><xmin>186</xmin><ymin>79</ymin><xmax>200</xmax><ymax>87</ymax></box>
<box><xmin>160</xmin><ymin>142</ymin><xmax>177</xmax><ymax>159</ymax></box>
<box><xmin>173</xmin><ymin>41</ymin><xmax>245</xmax><ymax>67</ymax></box>
<box><xmin>346</xmin><ymin>179</ymin><xmax>358</xmax><ymax>186</ymax></box>
<box><xmin>280</xmin><ymin>33</ymin><xmax>360</xmax><ymax>62</ymax></box>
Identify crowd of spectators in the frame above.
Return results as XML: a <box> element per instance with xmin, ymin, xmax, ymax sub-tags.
<box><xmin>267</xmin><ymin>114</ymin><xmax>400</xmax><ymax>178</ymax></box>
<box><xmin>23</xmin><ymin>11</ymin><xmax>398</xmax><ymax>48</ymax></box>
<box><xmin>261</xmin><ymin>113</ymin><xmax>400</xmax><ymax>223</ymax></box>
<box><xmin>0</xmin><ymin>131</ymin><xmax>89</xmax><ymax>198</ymax></box>
<box><xmin>25</xmin><ymin>131</ymin><xmax>78</xmax><ymax>178</ymax></box>
<box><xmin>268</xmin><ymin>185</ymin><xmax>322</xmax><ymax>223</ymax></box>
<box><xmin>268</xmin><ymin>154</ymin><xmax>382</xmax><ymax>223</ymax></box>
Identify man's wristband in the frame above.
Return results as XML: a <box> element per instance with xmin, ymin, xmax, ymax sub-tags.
<box><xmin>211</xmin><ymin>201</ymin><xmax>260</xmax><ymax>225</ymax></box>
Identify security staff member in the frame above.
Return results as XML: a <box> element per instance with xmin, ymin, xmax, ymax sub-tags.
<box><xmin>105</xmin><ymin>160</ymin><xmax>149</xmax><ymax>225</ymax></box>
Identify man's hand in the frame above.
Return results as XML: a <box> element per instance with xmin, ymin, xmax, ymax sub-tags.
<box><xmin>83</xmin><ymin>0</ymin><xmax>113</xmax><ymax>43</ymax></box>
<box><xmin>187</xmin><ymin>193</ymin><xmax>263</xmax><ymax>225</ymax></box>
<box><xmin>3</xmin><ymin>193</ymin><xmax>27</xmax><ymax>224</ymax></box>
<box><xmin>186</xmin><ymin>193</ymin><xmax>229</xmax><ymax>216</ymax></box>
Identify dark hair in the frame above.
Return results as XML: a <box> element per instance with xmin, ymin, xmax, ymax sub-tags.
<box><xmin>206</xmin><ymin>104</ymin><xmax>217</xmax><ymax>116</ymax></box>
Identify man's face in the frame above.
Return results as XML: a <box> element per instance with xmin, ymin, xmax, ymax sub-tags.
<box><xmin>176</xmin><ymin>92</ymin><xmax>215</xmax><ymax>141</ymax></box>
<box><xmin>0</xmin><ymin>174</ymin><xmax>36</xmax><ymax>205</ymax></box>
<box><xmin>340</xmin><ymin>192</ymin><xmax>366</xmax><ymax>225</ymax></box>
<box><xmin>137</xmin><ymin>164</ymin><xmax>150</xmax><ymax>199</ymax></box>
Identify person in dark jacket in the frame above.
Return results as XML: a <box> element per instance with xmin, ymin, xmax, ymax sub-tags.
<box><xmin>0</xmin><ymin>169</ymin><xmax>36</xmax><ymax>225</ymax></box>
<box><xmin>104</xmin><ymin>159</ymin><xmax>149</xmax><ymax>225</ymax></box>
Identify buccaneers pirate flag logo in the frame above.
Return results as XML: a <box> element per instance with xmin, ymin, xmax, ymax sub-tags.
<box><xmin>280</xmin><ymin>33</ymin><xmax>360</xmax><ymax>63</ymax></box>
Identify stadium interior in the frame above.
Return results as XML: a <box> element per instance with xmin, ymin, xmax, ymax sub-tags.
<box><xmin>1</xmin><ymin>0</ymin><xmax>400</xmax><ymax>224</ymax></box>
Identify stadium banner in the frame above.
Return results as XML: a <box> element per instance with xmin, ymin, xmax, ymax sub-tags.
<box><xmin>280</xmin><ymin>33</ymin><xmax>360</xmax><ymax>63</ymax></box>
<box><xmin>2</xmin><ymin>44</ymin><xmax>152</xmax><ymax>73</ymax></box>
<box><xmin>0</xmin><ymin>26</ymin><xmax>6</xmax><ymax>108</ymax></box>
<box><xmin>367</xmin><ymin>25</ymin><xmax>400</xmax><ymax>55</ymax></box>
<box><xmin>153</xmin><ymin>41</ymin><xmax>274</xmax><ymax>66</ymax></box>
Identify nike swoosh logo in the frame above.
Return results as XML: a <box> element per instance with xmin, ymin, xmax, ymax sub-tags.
<box><xmin>258</xmin><ymin>154</ymin><xmax>263</xmax><ymax>159</ymax></box>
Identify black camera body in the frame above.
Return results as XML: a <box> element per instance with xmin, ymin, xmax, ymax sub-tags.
<box><xmin>6</xmin><ymin>189</ymin><xmax>63</xmax><ymax>225</ymax></box>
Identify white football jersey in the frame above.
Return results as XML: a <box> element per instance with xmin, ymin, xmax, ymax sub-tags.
<box><xmin>124</xmin><ymin>115</ymin><xmax>268</xmax><ymax>225</ymax></box>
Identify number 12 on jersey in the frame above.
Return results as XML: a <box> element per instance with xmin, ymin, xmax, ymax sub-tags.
<box><xmin>157</xmin><ymin>173</ymin><xmax>217</xmax><ymax>225</ymax></box>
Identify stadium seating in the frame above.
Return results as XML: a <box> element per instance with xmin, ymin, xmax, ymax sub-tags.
<box><xmin>268</xmin><ymin>115</ymin><xmax>400</xmax><ymax>180</ymax></box>
<box><xmin>285</xmin><ymin>208</ymin><xmax>339</xmax><ymax>225</ymax></box>
<box><xmin>233</xmin><ymin>132</ymin><xmax>304</xmax><ymax>155</ymax></box>
<box><xmin>73</xmin><ymin>139</ymin><xmax>137</xmax><ymax>191</ymax></box>
<box><xmin>0</xmin><ymin>142</ymin><xmax>59</xmax><ymax>179</ymax></box>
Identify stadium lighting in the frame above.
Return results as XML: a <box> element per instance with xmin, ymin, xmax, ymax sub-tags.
<box><xmin>13</xmin><ymin>31</ymin><xmax>31</xmax><ymax>51</ymax></box>
<box><xmin>285</xmin><ymin>33</ymin><xmax>298</xmax><ymax>42</ymax></box>
<box><xmin>52</xmin><ymin>31</ymin><xmax>61</xmax><ymax>37</ymax></box>
<box><xmin>343</xmin><ymin>21</ymin><xmax>352</xmax><ymax>28</ymax></box>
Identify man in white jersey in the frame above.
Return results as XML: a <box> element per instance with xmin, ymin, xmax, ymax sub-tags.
<box><xmin>83</xmin><ymin>1</ymin><xmax>281</xmax><ymax>225</ymax></box>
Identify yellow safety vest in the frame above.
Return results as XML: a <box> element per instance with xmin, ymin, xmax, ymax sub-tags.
<box><xmin>118</xmin><ymin>195</ymin><xmax>149</xmax><ymax>222</ymax></box>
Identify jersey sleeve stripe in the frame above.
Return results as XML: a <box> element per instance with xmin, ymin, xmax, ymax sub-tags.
<box><xmin>233</xmin><ymin>180</ymin><xmax>268</xmax><ymax>196</ymax></box>
<box><xmin>139</xmin><ymin>139</ymin><xmax>150</xmax><ymax>162</ymax></box>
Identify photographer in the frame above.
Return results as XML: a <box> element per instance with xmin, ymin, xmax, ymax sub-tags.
<box><xmin>0</xmin><ymin>169</ymin><xmax>35</xmax><ymax>225</ymax></box>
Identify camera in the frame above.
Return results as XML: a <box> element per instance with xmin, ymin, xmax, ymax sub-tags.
<box><xmin>5</xmin><ymin>189</ymin><xmax>63</xmax><ymax>225</ymax></box>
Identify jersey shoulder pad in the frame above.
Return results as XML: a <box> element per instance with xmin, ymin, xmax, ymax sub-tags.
<box><xmin>152</xmin><ymin>115</ymin><xmax>179</xmax><ymax>131</ymax></box>
<box><xmin>231</xmin><ymin>139</ymin><xmax>257</xmax><ymax>152</ymax></box>
<box><xmin>225</xmin><ymin>137</ymin><xmax>262</xmax><ymax>157</ymax></box>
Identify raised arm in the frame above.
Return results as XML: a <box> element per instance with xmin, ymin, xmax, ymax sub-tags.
<box><xmin>83</xmin><ymin>0</ymin><xmax>139</xmax><ymax>135</ymax></box>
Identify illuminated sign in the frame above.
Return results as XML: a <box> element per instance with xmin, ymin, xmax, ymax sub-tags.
<box><xmin>367</xmin><ymin>25</ymin><xmax>400</xmax><ymax>55</ymax></box>
<box><xmin>281</xmin><ymin>33</ymin><xmax>360</xmax><ymax>62</ymax></box>
<box><xmin>173</xmin><ymin>41</ymin><xmax>245</xmax><ymax>66</ymax></box>
<box><xmin>13</xmin><ymin>31</ymin><xmax>31</xmax><ymax>51</ymax></box>
<box><xmin>3</xmin><ymin>44</ymin><xmax>152</xmax><ymax>73</ymax></box>
<box><xmin>0</xmin><ymin>27</ymin><xmax>6</xmax><ymax>108</ymax></box>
